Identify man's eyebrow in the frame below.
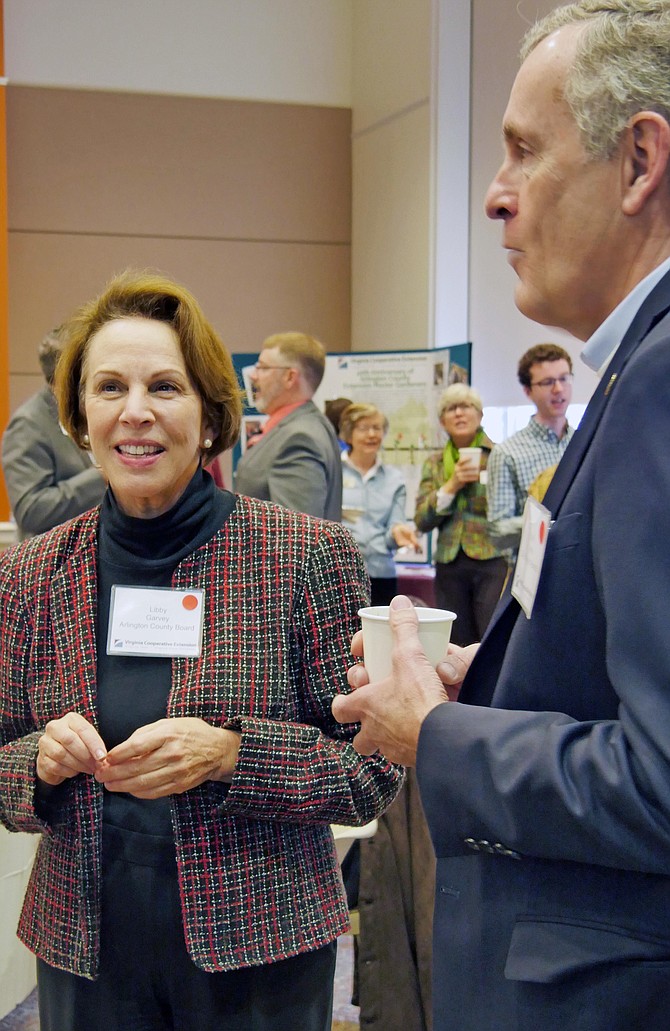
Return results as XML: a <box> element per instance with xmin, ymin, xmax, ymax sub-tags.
<box><xmin>503</xmin><ymin>121</ymin><xmax>525</xmax><ymax>142</ymax></box>
<box><xmin>502</xmin><ymin>121</ymin><xmax>543</xmax><ymax>148</ymax></box>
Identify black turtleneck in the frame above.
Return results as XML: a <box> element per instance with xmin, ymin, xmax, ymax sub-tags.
<box><xmin>96</xmin><ymin>468</ymin><xmax>236</xmax><ymax>842</ymax></box>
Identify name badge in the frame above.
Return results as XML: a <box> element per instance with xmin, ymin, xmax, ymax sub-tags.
<box><xmin>511</xmin><ymin>497</ymin><xmax>551</xmax><ymax>619</ymax></box>
<box><xmin>107</xmin><ymin>585</ymin><xmax>205</xmax><ymax>657</ymax></box>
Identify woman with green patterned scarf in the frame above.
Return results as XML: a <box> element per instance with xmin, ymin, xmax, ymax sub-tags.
<box><xmin>414</xmin><ymin>383</ymin><xmax>508</xmax><ymax>646</ymax></box>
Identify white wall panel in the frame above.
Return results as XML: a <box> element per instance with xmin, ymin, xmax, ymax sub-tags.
<box><xmin>352</xmin><ymin>101</ymin><xmax>430</xmax><ymax>351</ymax></box>
<box><xmin>351</xmin><ymin>0</ymin><xmax>432</xmax><ymax>352</ymax></box>
<box><xmin>352</xmin><ymin>0</ymin><xmax>431</xmax><ymax>133</ymax></box>
<box><xmin>4</xmin><ymin>0</ymin><xmax>353</xmax><ymax>106</ymax></box>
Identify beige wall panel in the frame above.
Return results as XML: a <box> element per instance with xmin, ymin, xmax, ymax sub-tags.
<box><xmin>351</xmin><ymin>102</ymin><xmax>430</xmax><ymax>351</ymax></box>
<box><xmin>8</xmin><ymin>373</ymin><xmax>42</xmax><ymax>417</ymax></box>
<box><xmin>352</xmin><ymin>0</ymin><xmax>431</xmax><ymax>133</ymax></box>
<box><xmin>8</xmin><ymin>232</ymin><xmax>351</xmax><ymax>390</ymax></box>
<box><xmin>7</xmin><ymin>86</ymin><xmax>351</xmax><ymax>244</ymax></box>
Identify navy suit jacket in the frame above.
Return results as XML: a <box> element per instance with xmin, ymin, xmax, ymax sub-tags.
<box><xmin>234</xmin><ymin>400</ymin><xmax>342</xmax><ymax>521</ymax></box>
<box><xmin>417</xmin><ymin>270</ymin><xmax>670</xmax><ymax>1029</ymax></box>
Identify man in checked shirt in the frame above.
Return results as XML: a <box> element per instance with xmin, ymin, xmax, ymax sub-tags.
<box><xmin>486</xmin><ymin>343</ymin><xmax>574</xmax><ymax>553</ymax></box>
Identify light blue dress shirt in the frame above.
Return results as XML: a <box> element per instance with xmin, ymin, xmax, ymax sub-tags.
<box><xmin>341</xmin><ymin>454</ymin><xmax>408</xmax><ymax>578</ymax></box>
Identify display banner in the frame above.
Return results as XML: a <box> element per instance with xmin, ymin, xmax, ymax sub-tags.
<box><xmin>231</xmin><ymin>343</ymin><xmax>472</xmax><ymax>563</ymax></box>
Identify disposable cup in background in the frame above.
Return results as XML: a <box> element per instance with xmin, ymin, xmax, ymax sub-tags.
<box><xmin>458</xmin><ymin>446</ymin><xmax>482</xmax><ymax>472</ymax></box>
<box><xmin>358</xmin><ymin>605</ymin><xmax>457</xmax><ymax>682</ymax></box>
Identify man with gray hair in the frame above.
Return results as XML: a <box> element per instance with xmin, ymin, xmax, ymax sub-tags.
<box><xmin>2</xmin><ymin>329</ymin><xmax>105</xmax><ymax>538</ymax></box>
<box><xmin>333</xmin><ymin>2</ymin><xmax>670</xmax><ymax>1027</ymax></box>
<box><xmin>234</xmin><ymin>331</ymin><xmax>342</xmax><ymax>520</ymax></box>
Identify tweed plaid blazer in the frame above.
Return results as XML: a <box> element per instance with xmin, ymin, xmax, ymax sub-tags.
<box><xmin>0</xmin><ymin>493</ymin><xmax>402</xmax><ymax>978</ymax></box>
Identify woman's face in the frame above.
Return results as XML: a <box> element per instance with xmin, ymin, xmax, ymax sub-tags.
<box><xmin>83</xmin><ymin>317</ymin><xmax>212</xmax><ymax>519</ymax></box>
<box><xmin>349</xmin><ymin>415</ymin><xmax>386</xmax><ymax>463</ymax></box>
<box><xmin>440</xmin><ymin>401</ymin><xmax>482</xmax><ymax>449</ymax></box>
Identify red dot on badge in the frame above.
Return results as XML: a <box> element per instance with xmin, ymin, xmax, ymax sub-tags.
<box><xmin>182</xmin><ymin>594</ymin><xmax>199</xmax><ymax>611</ymax></box>
<box><xmin>539</xmin><ymin>522</ymin><xmax>546</xmax><ymax>544</ymax></box>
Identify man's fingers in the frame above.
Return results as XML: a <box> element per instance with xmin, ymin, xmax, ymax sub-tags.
<box><xmin>350</xmin><ymin>629</ymin><xmax>364</xmax><ymax>659</ymax></box>
<box><xmin>351</xmin><ymin>727</ymin><xmax>379</xmax><ymax>756</ymax></box>
<box><xmin>436</xmin><ymin>642</ymin><xmax>479</xmax><ymax>686</ymax></box>
<box><xmin>332</xmin><ymin>691</ymin><xmax>364</xmax><ymax>725</ymax></box>
<box><xmin>346</xmin><ymin>662</ymin><xmax>369</xmax><ymax>690</ymax></box>
<box><xmin>388</xmin><ymin>595</ymin><xmax>423</xmax><ymax>650</ymax></box>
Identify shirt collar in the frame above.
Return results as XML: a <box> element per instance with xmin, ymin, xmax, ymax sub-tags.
<box><xmin>342</xmin><ymin>451</ymin><xmax>382</xmax><ymax>482</ymax></box>
<box><xmin>581</xmin><ymin>256</ymin><xmax>670</xmax><ymax>377</ymax></box>
<box><xmin>259</xmin><ymin>400</ymin><xmax>306</xmax><ymax>436</ymax></box>
<box><xmin>528</xmin><ymin>415</ymin><xmax>570</xmax><ymax>442</ymax></box>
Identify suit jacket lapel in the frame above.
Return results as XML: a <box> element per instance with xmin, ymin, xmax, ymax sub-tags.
<box><xmin>461</xmin><ymin>270</ymin><xmax>670</xmax><ymax>706</ymax></box>
<box><xmin>542</xmin><ymin>273</ymin><xmax>670</xmax><ymax>516</ymax></box>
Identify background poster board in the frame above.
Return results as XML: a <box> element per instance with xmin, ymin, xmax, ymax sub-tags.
<box><xmin>232</xmin><ymin>343</ymin><xmax>472</xmax><ymax>563</ymax></box>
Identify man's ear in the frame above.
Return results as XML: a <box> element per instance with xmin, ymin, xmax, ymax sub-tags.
<box><xmin>622</xmin><ymin>112</ymin><xmax>670</xmax><ymax>215</ymax></box>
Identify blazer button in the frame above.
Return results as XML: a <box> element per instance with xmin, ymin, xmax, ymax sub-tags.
<box><xmin>493</xmin><ymin>842</ymin><xmax>522</xmax><ymax>860</ymax></box>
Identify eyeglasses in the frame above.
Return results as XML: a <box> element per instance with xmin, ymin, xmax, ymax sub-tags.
<box><xmin>253</xmin><ymin>363</ymin><xmax>294</xmax><ymax>373</ymax></box>
<box><xmin>530</xmin><ymin>373</ymin><xmax>574</xmax><ymax>389</ymax></box>
<box><xmin>443</xmin><ymin>402</ymin><xmax>477</xmax><ymax>414</ymax></box>
<box><xmin>353</xmin><ymin>423</ymin><xmax>386</xmax><ymax>434</ymax></box>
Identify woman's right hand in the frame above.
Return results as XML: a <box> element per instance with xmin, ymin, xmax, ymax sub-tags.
<box><xmin>37</xmin><ymin>713</ymin><xmax>107</xmax><ymax>786</ymax></box>
<box><xmin>444</xmin><ymin>456</ymin><xmax>481</xmax><ymax>493</ymax></box>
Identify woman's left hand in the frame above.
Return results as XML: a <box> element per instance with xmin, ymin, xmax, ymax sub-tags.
<box><xmin>94</xmin><ymin>718</ymin><xmax>241</xmax><ymax>798</ymax></box>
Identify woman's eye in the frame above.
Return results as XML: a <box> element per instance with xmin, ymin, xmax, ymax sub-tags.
<box><xmin>153</xmin><ymin>381</ymin><xmax>178</xmax><ymax>393</ymax></box>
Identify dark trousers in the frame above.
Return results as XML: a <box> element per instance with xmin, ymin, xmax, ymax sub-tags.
<box><xmin>37</xmin><ymin>825</ymin><xmax>336</xmax><ymax>1031</ymax></box>
<box><xmin>435</xmin><ymin>551</ymin><xmax>508</xmax><ymax>646</ymax></box>
<box><xmin>370</xmin><ymin>576</ymin><xmax>398</xmax><ymax>606</ymax></box>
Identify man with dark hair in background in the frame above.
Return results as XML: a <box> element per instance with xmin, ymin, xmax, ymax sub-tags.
<box><xmin>486</xmin><ymin>342</ymin><xmax>574</xmax><ymax>550</ymax></box>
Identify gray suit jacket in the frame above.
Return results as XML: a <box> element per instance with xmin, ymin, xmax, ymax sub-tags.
<box><xmin>417</xmin><ymin>271</ymin><xmax>670</xmax><ymax>1030</ymax></box>
<box><xmin>2</xmin><ymin>386</ymin><xmax>105</xmax><ymax>539</ymax></box>
<box><xmin>234</xmin><ymin>400</ymin><xmax>342</xmax><ymax>520</ymax></box>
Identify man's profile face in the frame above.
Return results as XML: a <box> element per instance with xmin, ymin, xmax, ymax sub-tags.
<box><xmin>484</xmin><ymin>25</ymin><xmax>626</xmax><ymax>341</ymax></box>
<box><xmin>250</xmin><ymin>346</ymin><xmax>292</xmax><ymax>415</ymax></box>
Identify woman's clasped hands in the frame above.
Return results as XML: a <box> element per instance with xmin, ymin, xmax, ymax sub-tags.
<box><xmin>37</xmin><ymin>713</ymin><xmax>241</xmax><ymax>797</ymax></box>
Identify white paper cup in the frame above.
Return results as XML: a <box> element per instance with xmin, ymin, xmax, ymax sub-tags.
<box><xmin>358</xmin><ymin>605</ymin><xmax>457</xmax><ymax>682</ymax></box>
<box><xmin>458</xmin><ymin>446</ymin><xmax>482</xmax><ymax>472</ymax></box>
